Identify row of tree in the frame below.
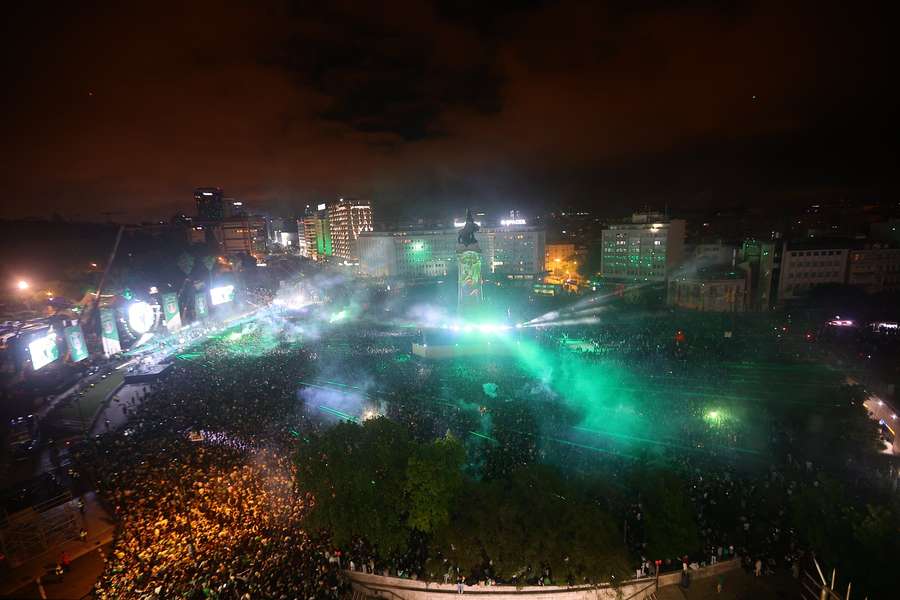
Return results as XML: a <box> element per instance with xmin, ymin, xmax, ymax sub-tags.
<box><xmin>295</xmin><ymin>417</ymin><xmax>703</xmax><ymax>584</ymax></box>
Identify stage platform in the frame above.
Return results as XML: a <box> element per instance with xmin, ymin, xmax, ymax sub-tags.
<box><xmin>411</xmin><ymin>341</ymin><xmax>513</xmax><ymax>360</ymax></box>
<box><xmin>123</xmin><ymin>362</ymin><xmax>174</xmax><ymax>384</ymax></box>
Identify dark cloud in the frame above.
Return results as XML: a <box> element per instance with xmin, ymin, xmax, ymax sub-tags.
<box><xmin>1</xmin><ymin>0</ymin><xmax>894</xmax><ymax>221</ymax></box>
<box><xmin>276</xmin><ymin>2</ymin><xmax>503</xmax><ymax>141</ymax></box>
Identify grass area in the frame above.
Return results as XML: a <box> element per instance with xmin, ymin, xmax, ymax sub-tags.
<box><xmin>52</xmin><ymin>371</ymin><xmax>124</xmax><ymax>428</ymax></box>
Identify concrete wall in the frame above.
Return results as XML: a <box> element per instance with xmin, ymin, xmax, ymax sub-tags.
<box><xmin>346</xmin><ymin>559</ymin><xmax>739</xmax><ymax>600</ymax></box>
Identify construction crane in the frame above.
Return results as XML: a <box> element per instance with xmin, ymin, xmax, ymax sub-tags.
<box><xmin>79</xmin><ymin>225</ymin><xmax>125</xmax><ymax>332</ymax></box>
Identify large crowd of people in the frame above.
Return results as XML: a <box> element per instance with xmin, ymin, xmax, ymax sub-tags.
<box><xmin>73</xmin><ymin>329</ymin><xmax>346</xmax><ymax>599</ymax></box>
<box><xmin>59</xmin><ymin>300</ymin><xmax>894</xmax><ymax>596</ymax></box>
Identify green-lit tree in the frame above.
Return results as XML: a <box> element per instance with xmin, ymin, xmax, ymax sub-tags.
<box><xmin>296</xmin><ymin>417</ymin><xmax>411</xmax><ymax>555</ymax></box>
<box><xmin>435</xmin><ymin>465</ymin><xmax>629</xmax><ymax>584</ymax></box>
<box><xmin>637</xmin><ymin>470</ymin><xmax>701</xmax><ymax>559</ymax></box>
<box><xmin>405</xmin><ymin>435</ymin><xmax>465</xmax><ymax>534</ymax></box>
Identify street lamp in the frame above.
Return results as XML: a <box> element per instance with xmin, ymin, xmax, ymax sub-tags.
<box><xmin>17</xmin><ymin>280</ymin><xmax>29</xmax><ymax>290</ymax></box>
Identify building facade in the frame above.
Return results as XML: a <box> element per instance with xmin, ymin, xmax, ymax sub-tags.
<box><xmin>358</xmin><ymin>229</ymin><xmax>458</xmax><ymax>279</ymax></box>
<box><xmin>600</xmin><ymin>213</ymin><xmax>685</xmax><ymax>282</ymax></box>
<box><xmin>296</xmin><ymin>218</ymin><xmax>311</xmax><ymax>258</ymax></box>
<box><xmin>668</xmin><ymin>269</ymin><xmax>748</xmax><ymax>312</ymax></box>
<box><xmin>689</xmin><ymin>242</ymin><xmax>737</xmax><ymax>268</ymax></box>
<box><xmin>218</xmin><ymin>217</ymin><xmax>268</xmax><ymax>257</ymax></box>
<box><xmin>481</xmin><ymin>225</ymin><xmax>546</xmax><ymax>282</ymax></box>
<box><xmin>358</xmin><ymin>224</ymin><xmax>546</xmax><ymax>281</ymax></box>
<box><xmin>847</xmin><ymin>245</ymin><xmax>900</xmax><ymax>293</ymax></box>
<box><xmin>297</xmin><ymin>204</ymin><xmax>332</xmax><ymax>261</ymax></box>
<box><xmin>777</xmin><ymin>241</ymin><xmax>850</xmax><ymax>302</ymax></box>
<box><xmin>739</xmin><ymin>239</ymin><xmax>778</xmax><ymax>310</ymax></box>
<box><xmin>327</xmin><ymin>199</ymin><xmax>373</xmax><ymax>260</ymax></box>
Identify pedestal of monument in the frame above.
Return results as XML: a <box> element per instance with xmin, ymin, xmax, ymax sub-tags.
<box><xmin>457</xmin><ymin>243</ymin><xmax>483</xmax><ymax>316</ymax></box>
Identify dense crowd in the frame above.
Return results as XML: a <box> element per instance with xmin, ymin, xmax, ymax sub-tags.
<box><xmin>73</xmin><ymin>329</ymin><xmax>346</xmax><ymax>599</ymax></box>
<box><xmin>64</xmin><ymin>303</ymin><xmax>893</xmax><ymax>595</ymax></box>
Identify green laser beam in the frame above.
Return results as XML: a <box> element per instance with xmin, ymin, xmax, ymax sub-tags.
<box><xmin>468</xmin><ymin>430</ymin><xmax>497</xmax><ymax>443</ymax></box>
<box><xmin>317</xmin><ymin>405</ymin><xmax>359</xmax><ymax>422</ymax></box>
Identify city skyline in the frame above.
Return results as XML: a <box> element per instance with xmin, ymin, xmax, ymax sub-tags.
<box><xmin>3</xmin><ymin>1</ymin><xmax>894</xmax><ymax>222</ymax></box>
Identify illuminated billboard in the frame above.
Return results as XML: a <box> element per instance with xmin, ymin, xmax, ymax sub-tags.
<box><xmin>29</xmin><ymin>333</ymin><xmax>60</xmax><ymax>370</ymax></box>
<box><xmin>210</xmin><ymin>285</ymin><xmax>235</xmax><ymax>305</ymax></box>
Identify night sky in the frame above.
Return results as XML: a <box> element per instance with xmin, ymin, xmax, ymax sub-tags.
<box><xmin>2</xmin><ymin>1</ymin><xmax>894</xmax><ymax>221</ymax></box>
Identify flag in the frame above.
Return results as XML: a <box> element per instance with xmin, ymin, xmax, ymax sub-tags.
<box><xmin>162</xmin><ymin>293</ymin><xmax>182</xmax><ymax>332</ymax></box>
<box><xmin>65</xmin><ymin>325</ymin><xmax>89</xmax><ymax>362</ymax></box>
<box><xmin>195</xmin><ymin>292</ymin><xmax>208</xmax><ymax>320</ymax></box>
<box><xmin>100</xmin><ymin>309</ymin><xmax>121</xmax><ymax>357</ymax></box>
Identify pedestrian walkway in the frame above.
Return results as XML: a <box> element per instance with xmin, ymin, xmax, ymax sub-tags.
<box><xmin>0</xmin><ymin>492</ymin><xmax>115</xmax><ymax>599</ymax></box>
<box><xmin>89</xmin><ymin>383</ymin><xmax>147</xmax><ymax>436</ymax></box>
<box><xmin>658</xmin><ymin>568</ymin><xmax>800</xmax><ymax>600</ymax></box>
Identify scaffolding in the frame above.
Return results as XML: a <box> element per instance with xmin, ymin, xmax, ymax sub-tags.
<box><xmin>801</xmin><ymin>558</ymin><xmax>865</xmax><ymax>600</ymax></box>
<box><xmin>0</xmin><ymin>492</ymin><xmax>80</xmax><ymax>567</ymax></box>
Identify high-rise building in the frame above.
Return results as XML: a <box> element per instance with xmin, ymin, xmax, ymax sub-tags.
<box><xmin>600</xmin><ymin>213</ymin><xmax>686</xmax><ymax>282</ymax></box>
<box><xmin>225</xmin><ymin>199</ymin><xmax>246</xmax><ymax>218</ymax></box>
<box><xmin>218</xmin><ymin>216</ymin><xmax>268</xmax><ymax>257</ymax></box>
<box><xmin>327</xmin><ymin>199</ymin><xmax>373</xmax><ymax>260</ymax></box>
<box><xmin>481</xmin><ymin>224</ymin><xmax>546</xmax><ymax>282</ymax></box>
<box><xmin>195</xmin><ymin>187</ymin><xmax>225</xmax><ymax>220</ymax></box>
<box><xmin>296</xmin><ymin>218</ymin><xmax>310</xmax><ymax>258</ymax></box>
<box><xmin>298</xmin><ymin>204</ymin><xmax>332</xmax><ymax>261</ymax></box>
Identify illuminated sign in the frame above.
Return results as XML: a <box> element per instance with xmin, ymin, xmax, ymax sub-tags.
<box><xmin>454</xmin><ymin>220</ymin><xmax>482</xmax><ymax>228</ymax></box>
<box><xmin>317</xmin><ymin>203</ymin><xmax>327</xmax><ymax>211</ymax></box>
<box><xmin>210</xmin><ymin>285</ymin><xmax>235</xmax><ymax>305</ymax></box>
<box><xmin>128</xmin><ymin>301</ymin><xmax>155</xmax><ymax>334</ymax></box>
<box><xmin>202</xmin><ymin>192</ymin><xmax>213</xmax><ymax>196</ymax></box>
<box><xmin>29</xmin><ymin>333</ymin><xmax>60</xmax><ymax>370</ymax></box>
<box><xmin>500</xmin><ymin>218</ymin><xmax>526</xmax><ymax>226</ymax></box>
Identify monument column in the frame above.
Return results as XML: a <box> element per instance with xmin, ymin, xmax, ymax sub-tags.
<box><xmin>456</xmin><ymin>208</ymin><xmax>483</xmax><ymax>316</ymax></box>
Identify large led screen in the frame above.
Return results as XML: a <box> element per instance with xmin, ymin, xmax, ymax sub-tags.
<box><xmin>210</xmin><ymin>285</ymin><xmax>235</xmax><ymax>306</ymax></box>
<box><xmin>29</xmin><ymin>333</ymin><xmax>60</xmax><ymax>370</ymax></box>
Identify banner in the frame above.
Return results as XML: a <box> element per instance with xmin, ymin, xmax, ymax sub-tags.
<box><xmin>64</xmin><ymin>325</ymin><xmax>89</xmax><ymax>362</ymax></box>
<box><xmin>162</xmin><ymin>292</ymin><xmax>182</xmax><ymax>332</ymax></box>
<box><xmin>100</xmin><ymin>308</ymin><xmax>121</xmax><ymax>357</ymax></box>
<box><xmin>195</xmin><ymin>293</ymin><xmax>208</xmax><ymax>320</ymax></box>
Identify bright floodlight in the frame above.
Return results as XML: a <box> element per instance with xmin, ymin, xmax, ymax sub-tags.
<box><xmin>17</xmin><ymin>280</ymin><xmax>29</xmax><ymax>290</ymax></box>
<box><xmin>128</xmin><ymin>301</ymin><xmax>155</xmax><ymax>334</ymax></box>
